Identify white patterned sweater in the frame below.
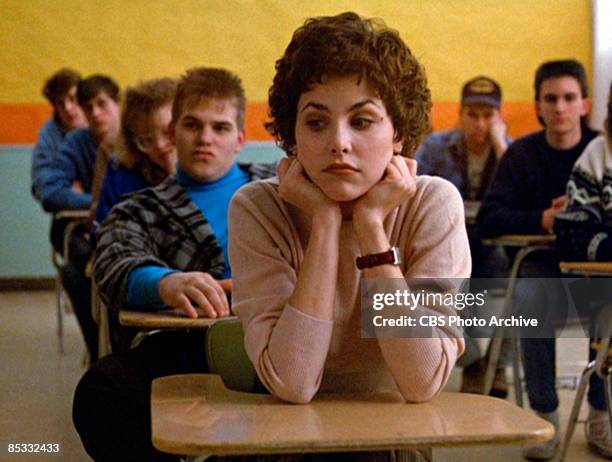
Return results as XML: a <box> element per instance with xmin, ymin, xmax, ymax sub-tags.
<box><xmin>554</xmin><ymin>135</ymin><xmax>612</xmax><ymax>261</ymax></box>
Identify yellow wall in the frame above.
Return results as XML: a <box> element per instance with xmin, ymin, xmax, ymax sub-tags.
<box><xmin>0</xmin><ymin>0</ymin><xmax>592</xmax><ymax>141</ymax></box>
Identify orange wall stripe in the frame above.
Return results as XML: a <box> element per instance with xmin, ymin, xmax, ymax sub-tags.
<box><xmin>0</xmin><ymin>104</ymin><xmax>52</xmax><ymax>145</ymax></box>
<box><xmin>432</xmin><ymin>101</ymin><xmax>540</xmax><ymax>139</ymax></box>
<box><xmin>1</xmin><ymin>101</ymin><xmax>541</xmax><ymax>145</ymax></box>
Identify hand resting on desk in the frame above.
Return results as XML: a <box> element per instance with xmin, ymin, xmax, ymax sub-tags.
<box><xmin>159</xmin><ymin>272</ymin><xmax>230</xmax><ymax>319</ymax></box>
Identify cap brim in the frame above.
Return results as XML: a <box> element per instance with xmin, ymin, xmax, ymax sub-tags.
<box><xmin>462</xmin><ymin>96</ymin><xmax>500</xmax><ymax>108</ymax></box>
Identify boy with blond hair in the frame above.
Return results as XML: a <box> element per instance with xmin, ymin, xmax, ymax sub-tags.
<box><xmin>73</xmin><ymin>67</ymin><xmax>274</xmax><ymax>462</ymax></box>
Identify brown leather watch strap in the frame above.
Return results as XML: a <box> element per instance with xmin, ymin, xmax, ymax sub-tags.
<box><xmin>356</xmin><ymin>246</ymin><xmax>401</xmax><ymax>270</ymax></box>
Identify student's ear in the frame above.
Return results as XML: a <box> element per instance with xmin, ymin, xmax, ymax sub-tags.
<box><xmin>581</xmin><ymin>98</ymin><xmax>591</xmax><ymax>116</ymax></box>
<box><xmin>234</xmin><ymin>129</ymin><xmax>246</xmax><ymax>153</ymax></box>
<box><xmin>535</xmin><ymin>101</ymin><xmax>542</xmax><ymax>120</ymax></box>
<box><xmin>393</xmin><ymin>134</ymin><xmax>404</xmax><ymax>155</ymax></box>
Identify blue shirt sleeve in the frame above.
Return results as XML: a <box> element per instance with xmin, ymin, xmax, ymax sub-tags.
<box><xmin>39</xmin><ymin>130</ymin><xmax>95</xmax><ymax>212</ymax></box>
<box><xmin>31</xmin><ymin>119</ymin><xmax>64</xmax><ymax>204</ymax></box>
<box><xmin>125</xmin><ymin>265</ymin><xmax>178</xmax><ymax>310</ymax></box>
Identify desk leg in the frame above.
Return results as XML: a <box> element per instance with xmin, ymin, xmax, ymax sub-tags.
<box><xmin>558</xmin><ymin>360</ymin><xmax>595</xmax><ymax>462</ymax></box>
<box><xmin>56</xmin><ymin>273</ymin><xmax>65</xmax><ymax>355</ymax></box>
<box><xmin>483</xmin><ymin>245</ymin><xmax>545</xmax><ymax>403</ymax></box>
<box><xmin>605</xmin><ymin>367</ymin><xmax>612</xmax><ymax>441</ymax></box>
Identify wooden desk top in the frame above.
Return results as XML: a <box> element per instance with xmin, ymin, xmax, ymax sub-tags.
<box><xmin>151</xmin><ymin>374</ymin><xmax>554</xmax><ymax>456</ymax></box>
<box><xmin>120</xmin><ymin>311</ymin><xmax>236</xmax><ymax>330</ymax></box>
<box><xmin>559</xmin><ymin>261</ymin><xmax>612</xmax><ymax>276</ymax></box>
<box><xmin>55</xmin><ymin>209</ymin><xmax>90</xmax><ymax>220</ymax></box>
<box><xmin>483</xmin><ymin>234</ymin><xmax>556</xmax><ymax>247</ymax></box>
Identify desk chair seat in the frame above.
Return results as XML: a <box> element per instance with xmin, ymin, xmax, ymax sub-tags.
<box><xmin>205</xmin><ymin>317</ymin><xmax>260</xmax><ymax>393</ymax></box>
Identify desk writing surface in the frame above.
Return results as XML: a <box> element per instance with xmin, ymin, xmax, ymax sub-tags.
<box><xmin>484</xmin><ymin>234</ymin><xmax>556</xmax><ymax>247</ymax></box>
<box><xmin>55</xmin><ymin>209</ymin><xmax>90</xmax><ymax>220</ymax></box>
<box><xmin>151</xmin><ymin>374</ymin><xmax>554</xmax><ymax>456</ymax></box>
<box><xmin>119</xmin><ymin>311</ymin><xmax>235</xmax><ymax>330</ymax></box>
<box><xmin>559</xmin><ymin>261</ymin><xmax>612</xmax><ymax>276</ymax></box>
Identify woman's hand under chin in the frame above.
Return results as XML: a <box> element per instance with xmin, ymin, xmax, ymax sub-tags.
<box><xmin>353</xmin><ymin>156</ymin><xmax>418</xmax><ymax>233</ymax></box>
<box><xmin>277</xmin><ymin>157</ymin><xmax>342</xmax><ymax>223</ymax></box>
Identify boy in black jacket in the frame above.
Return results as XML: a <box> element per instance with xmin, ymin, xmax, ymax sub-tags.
<box><xmin>477</xmin><ymin>60</ymin><xmax>609</xmax><ymax>460</ymax></box>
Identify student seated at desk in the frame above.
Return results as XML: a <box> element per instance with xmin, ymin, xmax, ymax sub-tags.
<box><xmin>553</xmin><ymin>81</ymin><xmax>612</xmax><ymax>459</ymax></box>
<box><xmin>477</xmin><ymin>60</ymin><xmax>606</xmax><ymax>460</ymax></box>
<box><xmin>31</xmin><ymin>68</ymin><xmax>87</xmax><ymax>208</ymax></box>
<box><xmin>73</xmin><ymin>67</ymin><xmax>275</xmax><ymax>462</ymax></box>
<box><xmin>95</xmin><ymin>77</ymin><xmax>178</xmax><ymax>226</ymax></box>
<box><xmin>39</xmin><ymin>74</ymin><xmax>121</xmax><ymax>361</ymax></box>
<box><xmin>555</xmin><ymin>80</ymin><xmax>612</xmax><ymax>263</ymax></box>
<box><xmin>415</xmin><ymin>75</ymin><xmax>512</xmax><ymax>397</ymax></box>
<box><xmin>227</xmin><ymin>12</ymin><xmax>469</xmax><ymax>462</ymax></box>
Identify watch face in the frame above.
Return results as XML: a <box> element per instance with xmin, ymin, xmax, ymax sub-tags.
<box><xmin>391</xmin><ymin>246</ymin><xmax>401</xmax><ymax>265</ymax></box>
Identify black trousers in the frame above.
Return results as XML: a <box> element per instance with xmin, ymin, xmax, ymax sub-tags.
<box><xmin>72</xmin><ymin>330</ymin><xmax>208</xmax><ymax>462</ymax></box>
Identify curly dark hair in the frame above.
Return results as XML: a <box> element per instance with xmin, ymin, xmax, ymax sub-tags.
<box><xmin>43</xmin><ymin>68</ymin><xmax>81</xmax><ymax>105</ymax></box>
<box><xmin>77</xmin><ymin>74</ymin><xmax>120</xmax><ymax>105</ymax></box>
<box><xmin>265</xmin><ymin>11</ymin><xmax>431</xmax><ymax>157</ymax></box>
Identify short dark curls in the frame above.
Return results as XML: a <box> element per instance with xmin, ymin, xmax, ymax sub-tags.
<box><xmin>43</xmin><ymin>68</ymin><xmax>81</xmax><ymax>105</ymax></box>
<box><xmin>266</xmin><ymin>11</ymin><xmax>432</xmax><ymax>157</ymax></box>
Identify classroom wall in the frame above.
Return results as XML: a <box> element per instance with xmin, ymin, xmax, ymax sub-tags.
<box><xmin>0</xmin><ymin>0</ymin><xmax>593</xmax><ymax>278</ymax></box>
<box><xmin>0</xmin><ymin>143</ymin><xmax>284</xmax><ymax>278</ymax></box>
<box><xmin>0</xmin><ymin>0</ymin><xmax>593</xmax><ymax>143</ymax></box>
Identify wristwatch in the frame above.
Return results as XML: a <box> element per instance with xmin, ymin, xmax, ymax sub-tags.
<box><xmin>356</xmin><ymin>246</ymin><xmax>402</xmax><ymax>270</ymax></box>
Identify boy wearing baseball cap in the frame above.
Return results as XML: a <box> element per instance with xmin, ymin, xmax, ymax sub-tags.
<box><xmin>416</xmin><ymin>75</ymin><xmax>512</xmax><ymax>398</ymax></box>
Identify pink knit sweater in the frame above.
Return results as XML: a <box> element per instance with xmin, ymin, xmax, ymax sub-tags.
<box><xmin>229</xmin><ymin>175</ymin><xmax>470</xmax><ymax>403</ymax></box>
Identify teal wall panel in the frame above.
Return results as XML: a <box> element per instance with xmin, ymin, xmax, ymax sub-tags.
<box><xmin>0</xmin><ymin>143</ymin><xmax>284</xmax><ymax>278</ymax></box>
<box><xmin>0</xmin><ymin>146</ymin><xmax>54</xmax><ymax>277</ymax></box>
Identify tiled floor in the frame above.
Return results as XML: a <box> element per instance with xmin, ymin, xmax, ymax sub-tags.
<box><xmin>0</xmin><ymin>290</ymin><xmax>88</xmax><ymax>461</ymax></box>
<box><xmin>0</xmin><ymin>290</ymin><xmax>608</xmax><ymax>461</ymax></box>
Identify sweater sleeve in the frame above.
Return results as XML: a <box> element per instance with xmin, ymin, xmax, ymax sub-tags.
<box><xmin>229</xmin><ymin>183</ymin><xmax>334</xmax><ymax>403</ymax></box>
<box><xmin>31</xmin><ymin>121</ymin><xmax>63</xmax><ymax>204</ymax></box>
<box><xmin>477</xmin><ymin>145</ymin><xmax>543</xmax><ymax>237</ymax></box>
<box><xmin>377</xmin><ymin>178</ymin><xmax>469</xmax><ymax>402</ymax></box>
<box><xmin>40</xmin><ymin>134</ymin><xmax>92</xmax><ymax>212</ymax></box>
<box><xmin>125</xmin><ymin>265</ymin><xmax>177</xmax><ymax>310</ymax></box>
<box><xmin>94</xmin><ymin>198</ymin><xmax>171</xmax><ymax>313</ymax></box>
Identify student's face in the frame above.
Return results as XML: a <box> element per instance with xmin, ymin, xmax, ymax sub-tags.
<box><xmin>459</xmin><ymin>104</ymin><xmax>501</xmax><ymax>145</ymax></box>
<box><xmin>536</xmin><ymin>76</ymin><xmax>589</xmax><ymax>137</ymax></box>
<box><xmin>170</xmin><ymin>97</ymin><xmax>245</xmax><ymax>182</ymax></box>
<box><xmin>82</xmin><ymin>91</ymin><xmax>120</xmax><ymax>142</ymax></box>
<box><xmin>294</xmin><ymin>75</ymin><xmax>402</xmax><ymax>202</ymax></box>
<box><xmin>54</xmin><ymin>86</ymin><xmax>87</xmax><ymax>131</ymax></box>
<box><xmin>135</xmin><ymin>103</ymin><xmax>176</xmax><ymax>174</ymax></box>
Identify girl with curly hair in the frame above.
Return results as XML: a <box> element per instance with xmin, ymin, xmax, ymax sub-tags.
<box><xmin>226</xmin><ymin>12</ymin><xmax>471</xmax><ymax>462</ymax></box>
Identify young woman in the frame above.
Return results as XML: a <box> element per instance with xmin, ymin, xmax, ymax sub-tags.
<box><xmin>227</xmin><ymin>12</ymin><xmax>470</xmax><ymax>462</ymax></box>
<box><xmin>94</xmin><ymin>77</ymin><xmax>177</xmax><ymax>225</ymax></box>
